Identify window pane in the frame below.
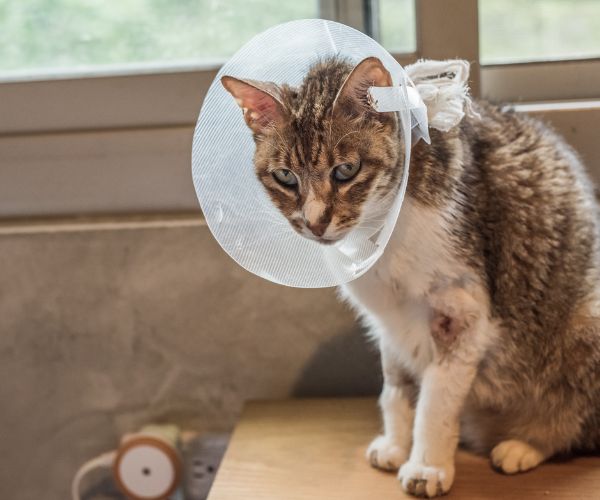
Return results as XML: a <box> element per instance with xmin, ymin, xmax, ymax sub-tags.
<box><xmin>0</xmin><ymin>0</ymin><xmax>318</xmax><ymax>75</ymax></box>
<box><xmin>480</xmin><ymin>0</ymin><xmax>600</xmax><ymax>64</ymax></box>
<box><xmin>377</xmin><ymin>0</ymin><xmax>416</xmax><ymax>53</ymax></box>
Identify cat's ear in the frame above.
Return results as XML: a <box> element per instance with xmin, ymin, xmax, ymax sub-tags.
<box><xmin>333</xmin><ymin>57</ymin><xmax>392</xmax><ymax>114</ymax></box>
<box><xmin>221</xmin><ymin>76</ymin><xmax>285</xmax><ymax>135</ymax></box>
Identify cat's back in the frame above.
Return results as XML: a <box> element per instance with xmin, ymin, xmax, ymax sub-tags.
<box><xmin>454</xmin><ymin>102</ymin><xmax>600</xmax><ymax>431</ymax></box>
<box><xmin>464</xmin><ymin>101</ymin><xmax>596</xmax><ymax>208</ymax></box>
<box><xmin>456</xmin><ymin>101</ymin><xmax>600</xmax><ymax>328</ymax></box>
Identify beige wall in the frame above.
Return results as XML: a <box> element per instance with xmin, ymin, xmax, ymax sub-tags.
<box><xmin>0</xmin><ymin>219</ymin><xmax>380</xmax><ymax>499</ymax></box>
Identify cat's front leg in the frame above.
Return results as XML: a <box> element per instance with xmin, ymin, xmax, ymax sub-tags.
<box><xmin>367</xmin><ymin>339</ymin><xmax>417</xmax><ymax>470</ymax></box>
<box><xmin>399</xmin><ymin>285</ymin><xmax>492</xmax><ymax>498</ymax></box>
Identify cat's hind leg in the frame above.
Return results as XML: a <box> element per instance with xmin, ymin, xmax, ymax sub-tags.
<box><xmin>488</xmin><ymin>313</ymin><xmax>600</xmax><ymax>474</ymax></box>
<box><xmin>490</xmin><ymin>439</ymin><xmax>547</xmax><ymax>474</ymax></box>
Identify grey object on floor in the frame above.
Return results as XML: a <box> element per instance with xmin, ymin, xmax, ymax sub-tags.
<box><xmin>183</xmin><ymin>433</ymin><xmax>229</xmax><ymax>500</ymax></box>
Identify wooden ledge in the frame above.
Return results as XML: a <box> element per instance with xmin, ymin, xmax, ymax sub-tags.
<box><xmin>208</xmin><ymin>398</ymin><xmax>600</xmax><ymax>500</ymax></box>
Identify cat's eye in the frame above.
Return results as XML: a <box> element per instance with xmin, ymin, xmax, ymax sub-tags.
<box><xmin>333</xmin><ymin>162</ymin><xmax>361</xmax><ymax>182</ymax></box>
<box><xmin>272</xmin><ymin>168</ymin><xmax>298</xmax><ymax>187</ymax></box>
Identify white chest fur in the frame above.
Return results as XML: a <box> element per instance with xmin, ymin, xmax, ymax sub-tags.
<box><xmin>339</xmin><ymin>199</ymin><xmax>472</xmax><ymax>378</ymax></box>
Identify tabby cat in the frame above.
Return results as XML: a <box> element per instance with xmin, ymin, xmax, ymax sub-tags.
<box><xmin>222</xmin><ymin>56</ymin><xmax>600</xmax><ymax>497</ymax></box>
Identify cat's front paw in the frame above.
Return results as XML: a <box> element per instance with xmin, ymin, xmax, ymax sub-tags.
<box><xmin>366</xmin><ymin>435</ymin><xmax>408</xmax><ymax>471</ymax></box>
<box><xmin>398</xmin><ymin>460</ymin><xmax>455</xmax><ymax>498</ymax></box>
<box><xmin>491</xmin><ymin>439</ymin><xmax>545</xmax><ymax>474</ymax></box>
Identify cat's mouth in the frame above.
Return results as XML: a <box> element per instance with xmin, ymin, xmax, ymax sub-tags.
<box><xmin>294</xmin><ymin>223</ymin><xmax>346</xmax><ymax>245</ymax></box>
<box><xmin>316</xmin><ymin>237</ymin><xmax>339</xmax><ymax>245</ymax></box>
<box><xmin>302</xmin><ymin>233</ymin><xmax>342</xmax><ymax>245</ymax></box>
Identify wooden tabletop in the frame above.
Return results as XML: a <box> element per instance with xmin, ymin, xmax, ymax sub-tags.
<box><xmin>208</xmin><ymin>398</ymin><xmax>600</xmax><ymax>500</ymax></box>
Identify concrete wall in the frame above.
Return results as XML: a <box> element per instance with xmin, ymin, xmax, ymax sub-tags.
<box><xmin>0</xmin><ymin>217</ymin><xmax>380</xmax><ymax>500</ymax></box>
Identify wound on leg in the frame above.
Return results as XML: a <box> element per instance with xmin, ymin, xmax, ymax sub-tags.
<box><xmin>431</xmin><ymin>310</ymin><xmax>464</xmax><ymax>348</ymax></box>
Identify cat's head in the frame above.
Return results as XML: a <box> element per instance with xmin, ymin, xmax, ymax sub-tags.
<box><xmin>221</xmin><ymin>56</ymin><xmax>402</xmax><ymax>244</ymax></box>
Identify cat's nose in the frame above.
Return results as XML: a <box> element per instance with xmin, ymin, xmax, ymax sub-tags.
<box><xmin>306</xmin><ymin>220</ymin><xmax>329</xmax><ymax>237</ymax></box>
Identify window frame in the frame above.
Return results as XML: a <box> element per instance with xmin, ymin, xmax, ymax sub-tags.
<box><xmin>481</xmin><ymin>58</ymin><xmax>600</xmax><ymax>102</ymax></box>
<box><xmin>5</xmin><ymin>0</ymin><xmax>597</xmax><ymax>134</ymax></box>
<box><xmin>0</xmin><ymin>0</ymin><xmax>598</xmax><ymax>218</ymax></box>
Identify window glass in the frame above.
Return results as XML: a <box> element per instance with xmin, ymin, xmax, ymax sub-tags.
<box><xmin>377</xmin><ymin>0</ymin><xmax>416</xmax><ymax>54</ymax></box>
<box><xmin>479</xmin><ymin>0</ymin><xmax>600</xmax><ymax>64</ymax></box>
<box><xmin>0</xmin><ymin>0</ymin><xmax>318</xmax><ymax>75</ymax></box>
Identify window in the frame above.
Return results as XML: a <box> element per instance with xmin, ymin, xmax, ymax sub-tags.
<box><xmin>479</xmin><ymin>0</ymin><xmax>600</xmax><ymax>64</ymax></box>
<box><xmin>376</xmin><ymin>0</ymin><xmax>416</xmax><ymax>55</ymax></box>
<box><xmin>1</xmin><ymin>0</ymin><xmax>598</xmax><ymax>218</ymax></box>
<box><xmin>0</xmin><ymin>0</ymin><xmax>318</xmax><ymax>76</ymax></box>
<box><xmin>478</xmin><ymin>0</ymin><xmax>600</xmax><ymax>102</ymax></box>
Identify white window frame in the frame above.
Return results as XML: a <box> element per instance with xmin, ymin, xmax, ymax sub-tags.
<box><xmin>0</xmin><ymin>0</ymin><xmax>598</xmax><ymax>218</ymax></box>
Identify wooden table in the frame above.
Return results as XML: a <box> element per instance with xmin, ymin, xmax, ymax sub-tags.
<box><xmin>208</xmin><ymin>398</ymin><xmax>600</xmax><ymax>499</ymax></box>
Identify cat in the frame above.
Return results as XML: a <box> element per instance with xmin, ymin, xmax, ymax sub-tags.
<box><xmin>222</xmin><ymin>56</ymin><xmax>600</xmax><ymax>498</ymax></box>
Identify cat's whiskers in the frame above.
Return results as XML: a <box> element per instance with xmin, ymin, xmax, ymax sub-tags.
<box><xmin>269</xmin><ymin>126</ymin><xmax>292</xmax><ymax>159</ymax></box>
<box><xmin>333</xmin><ymin>129</ymin><xmax>361</xmax><ymax>151</ymax></box>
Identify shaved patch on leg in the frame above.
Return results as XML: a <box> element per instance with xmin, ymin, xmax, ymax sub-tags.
<box><xmin>428</xmin><ymin>285</ymin><xmax>481</xmax><ymax>350</ymax></box>
<box><xmin>431</xmin><ymin>312</ymin><xmax>465</xmax><ymax>347</ymax></box>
